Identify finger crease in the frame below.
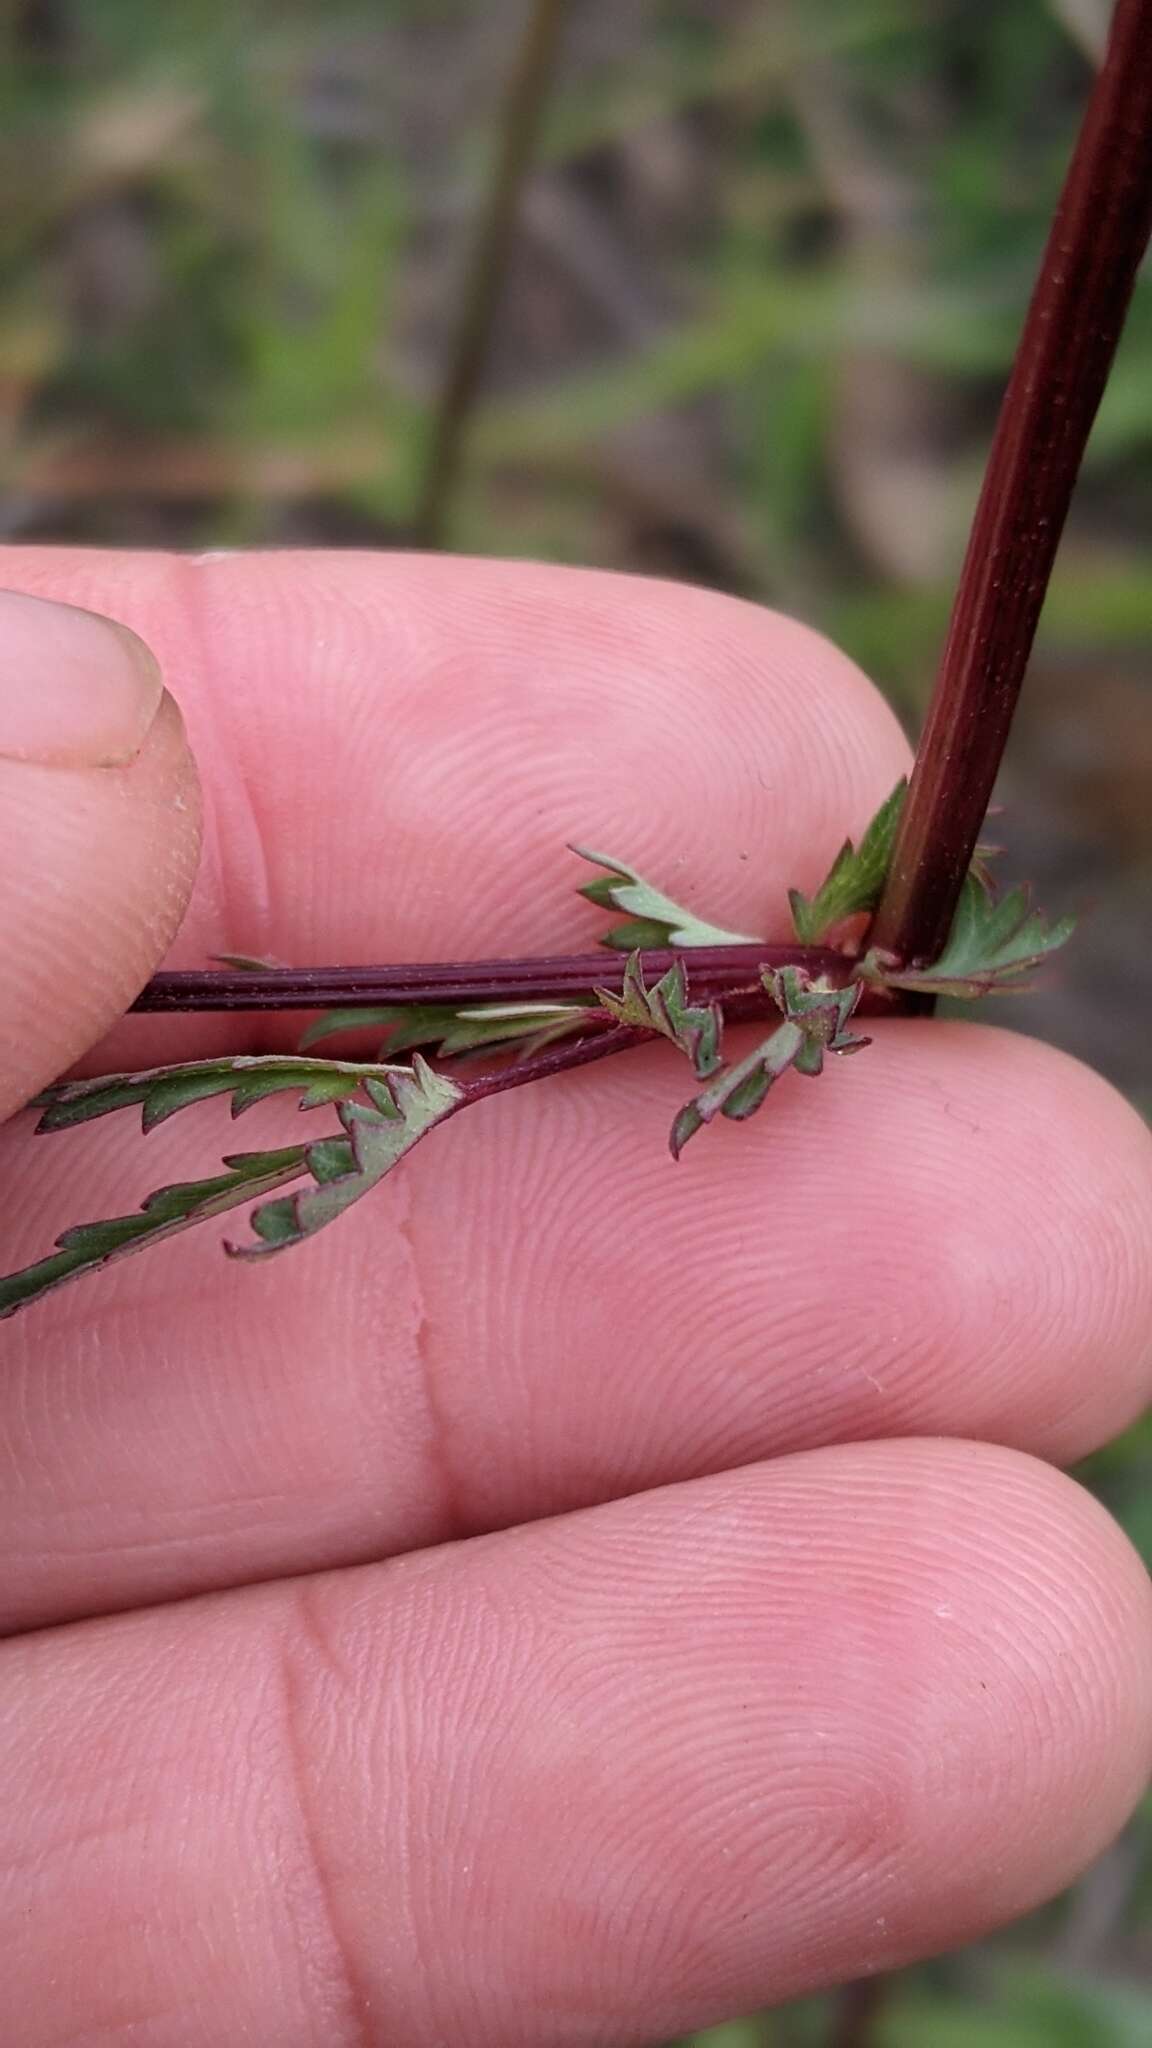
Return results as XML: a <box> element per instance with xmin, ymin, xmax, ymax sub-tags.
<box><xmin>174</xmin><ymin>555</ymin><xmax>275</xmax><ymax>970</ymax></box>
<box><xmin>277</xmin><ymin>1584</ymin><xmax>379</xmax><ymax>2048</ymax></box>
<box><xmin>393</xmin><ymin>1177</ymin><xmax>470</xmax><ymax>1544</ymax></box>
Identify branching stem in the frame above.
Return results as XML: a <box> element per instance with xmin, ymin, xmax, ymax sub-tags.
<box><xmin>459</xmin><ymin>1021</ymin><xmax>646</xmax><ymax>1102</ymax></box>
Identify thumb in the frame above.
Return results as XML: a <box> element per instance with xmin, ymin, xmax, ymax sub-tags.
<box><xmin>0</xmin><ymin>589</ymin><xmax>201</xmax><ymax>1121</ymax></box>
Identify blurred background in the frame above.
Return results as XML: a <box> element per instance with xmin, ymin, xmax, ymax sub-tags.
<box><xmin>1</xmin><ymin>1</ymin><xmax>1148</xmax><ymax>2040</ymax></box>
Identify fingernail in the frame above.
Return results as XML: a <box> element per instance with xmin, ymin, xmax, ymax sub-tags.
<box><xmin>0</xmin><ymin>589</ymin><xmax>164</xmax><ymax>768</ymax></box>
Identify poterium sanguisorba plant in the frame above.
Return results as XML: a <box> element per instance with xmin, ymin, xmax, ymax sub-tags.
<box><xmin>1</xmin><ymin>0</ymin><xmax>1150</xmax><ymax>1320</ymax></box>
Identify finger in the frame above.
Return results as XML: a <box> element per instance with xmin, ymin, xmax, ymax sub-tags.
<box><xmin>5</xmin><ymin>1018</ymin><xmax>1150</xmax><ymax>1630</ymax></box>
<box><xmin>0</xmin><ymin>588</ymin><xmax>200</xmax><ymax>1118</ymax></box>
<box><xmin>0</xmin><ymin>549</ymin><xmax>911</xmax><ymax>1074</ymax></box>
<box><xmin>2</xmin><ymin>1442</ymin><xmax>1149</xmax><ymax>2047</ymax></box>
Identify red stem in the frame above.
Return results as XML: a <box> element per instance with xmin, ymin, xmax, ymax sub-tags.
<box><xmin>133</xmin><ymin>943</ymin><xmax>850</xmax><ymax>1014</ymax></box>
<box><xmin>871</xmin><ymin>0</ymin><xmax>1152</xmax><ymax>966</ymax></box>
<box><xmin>459</xmin><ymin>1021</ymin><xmax>646</xmax><ymax>1102</ymax></box>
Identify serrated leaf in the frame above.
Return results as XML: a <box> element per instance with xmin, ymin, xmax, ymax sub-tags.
<box><xmin>35</xmin><ymin>1054</ymin><xmax>401</xmax><ymax>1133</ymax></box>
<box><xmin>768</xmin><ymin>964</ymin><xmax>870</xmax><ymax>1054</ymax></box>
<box><xmin>788</xmin><ymin>779</ymin><xmax>907</xmax><ymax>942</ymax></box>
<box><xmin>436</xmin><ymin>1003</ymin><xmax>591</xmax><ymax>1058</ymax></box>
<box><xmin>299</xmin><ymin>1004</ymin><xmax>457</xmax><ymax>1054</ymax></box>
<box><xmin>299</xmin><ymin>1000</ymin><xmax>590</xmax><ymax>1061</ymax></box>
<box><xmin>298</xmin><ymin>1005</ymin><xmax>405</xmax><ymax>1048</ymax></box>
<box><xmin>670</xmin><ymin>967</ymin><xmax>869</xmax><ymax>1156</ymax></box>
<box><xmin>229</xmin><ymin>1056</ymin><xmax>464</xmax><ymax>1258</ymax></box>
<box><xmin>142</xmin><ymin>1070</ymin><xmax>261</xmax><ymax>1132</ymax></box>
<box><xmin>572</xmin><ymin>845</ymin><xmax>762</xmax><ymax>951</ymax></box>
<box><xmin>0</xmin><ymin>1147</ymin><xmax>312</xmax><ymax>1319</ymax></box>
<box><xmin>3</xmin><ymin>1053</ymin><xmax>468</xmax><ymax>1315</ymax></box>
<box><xmin>593</xmin><ymin>954</ymin><xmax>722</xmax><ymax>1077</ymax></box>
<box><xmin>861</xmin><ymin>874</ymin><xmax>1075</xmax><ymax>998</ymax></box>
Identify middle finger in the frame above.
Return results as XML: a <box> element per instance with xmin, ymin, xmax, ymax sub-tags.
<box><xmin>1</xmin><ymin>1014</ymin><xmax>1149</xmax><ymax>1633</ymax></box>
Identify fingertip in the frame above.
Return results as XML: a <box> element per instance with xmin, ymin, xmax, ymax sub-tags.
<box><xmin>287</xmin><ymin>1440</ymin><xmax>1152</xmax><ymax>2033</ymax></box>
<box><xmin>865</xmin><ymin>1441</ymin><xmax>1152</xmax><ymax>1919</ymax></box>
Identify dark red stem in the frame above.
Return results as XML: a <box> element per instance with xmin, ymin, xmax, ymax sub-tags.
<box><xmin>133</xmin><ymin>943</ymin><xmax>849</xmax><ymax>1014</ymax></box>
<box><xmin>459</xmin><ymin>1022</ymin><xmax>646</xmax><ymax>1102</ymax></box>
<box><xmin>871</xmin><ymin>0</ymin><xmax>1152</xmax><ymax>966</ymax></box>
<box><xmin>829</xmin><ymin>1975</ymin><xmax>888</xmax><ymax>2048</ymax></box>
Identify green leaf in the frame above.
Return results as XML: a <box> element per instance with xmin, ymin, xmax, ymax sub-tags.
<box><xmin>436</xmin><ymin>1003</ymin><xmax>592</xmax><ymax>1058</ymax></box>
<box><xmin>300</xmin><ymin>1000</ymin><xmax>590</xmax><ymax>1060</ymax></box>
<box><xmin>33</xmin><ymin>1053</ymin><xmax>411</xmax><ymax>1133</ymax></box>
<box><xmin>210</xmin><ymin>952</ymin><xmax>282</xmax><ymax>972</ymax></box>
<box><xmin>670</xmin><ymin>967</ymin><xmax>869</xmax><ymax>1157</ymax></box>
<box><xmin>788</xmin><ymin>780</ymin><xmax>907</xmax><ymax>942</ymax></box>
<box><xmin>0</xmin><ymin>1147</ymin><xmax>312</xmax><ymax>1319</ymax></box>
<box><xmin>299</xmin><ymin>1004</ymin><xmax>458</xmax><ymax>1053</ymax></box>
<box><xmin>230</xmin><ymin>1056</ymin><xmax>463</xmax><ymax>1258</ymax></box>
<box><xmin>861</xmin><ymin>873</ymin><xmax>1076</xmax><ymax>998</ymax></box>
<box><xmin>572</xmin><ymin>846</ymin><xmax>762</xmax><ymax>951</ymax></box>
<box><xmin>593</xmin><ymin>953</ymin><xmax>723</xmax><ymax>1077</ymax></box>
<box><xmin>4</xmin><ymin>1052</ymin><xmax>468</xmax><ymax>1315</ymax></box>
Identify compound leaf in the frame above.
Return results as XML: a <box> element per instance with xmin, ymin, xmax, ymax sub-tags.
<box><xmin>862</xmin><ymin>874</ymin><xmax>1075</xmax><ymax>998</ymax></box>
<box><xmin>299</xmin><ymin>1001</ymin><xmax>590</xmax><ymax>1061</ymax></box>
<box><xmin>0</xmin><ymin>1146</ymin><xmax>312</xmax><ymax>1319</ymax></box>
<box><xmin>230</xmin><ymin>1056</ymin><xmax>463</xmax><ymax>1257</ymax></box>
<box><xmin>788</xmin><ymin>780</ymin><xmax>907</xmax><ymax>942</ymax></box>
<box><xmin>671</xmin><ymin>967</ymin><xmax>869</xmax><ymax>1157</ymax></box>
<box><xmin>33</xmin><ymin>1053</ymin><xmax>397</xmax><ymax>1133</ymax></box>
<box><xmin>573</xmin><ymin>846</ymin><xmax>762</xmax><ymax>951</ymax></box>
<box><xmin>594</xmin><ymin>954</ymin><xmax>722</xmax><ymax>1077</ymax></box>
<box><xmin>3</xmin><ymin>1054</ymin><xmax>467</xmax><ymax>1316</ymax></box>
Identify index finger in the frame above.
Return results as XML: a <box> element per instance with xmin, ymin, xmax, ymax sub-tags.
<box><xmin>2</xmin><ymin>548</ymin><xmax>910</xmax><ymax>1074</ymax></box>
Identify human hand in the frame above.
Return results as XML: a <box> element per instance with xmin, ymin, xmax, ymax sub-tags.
<box><xmin>1</xmin><ymin>555</ymin><xmax>1150</xmax><ymax>2047</ymax></box>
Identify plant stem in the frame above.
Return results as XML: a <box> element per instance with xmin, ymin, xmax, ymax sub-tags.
<box><xmin>460</xmin><ymin>1021</ymin><xmax>645</xmax><ymax>1102</ymax></box>
<box><xmin>828</xmin><ymin>1974</ymin><xmax>888</xmax><ymax>2048</ymax></box>
<box><xmin>871</xmin><ymin>0</ymin><xmax>1152</xmax><ymax>968</ymax></box>
<box><xmin>133</xmin><ymin>943</ymin><xmax>853</xmax><ymax>1015</ymax></box>
<box><xmin>411</xmin><ymin>0</ymin><xmax>567</xmax><ymax>547</ymax></box>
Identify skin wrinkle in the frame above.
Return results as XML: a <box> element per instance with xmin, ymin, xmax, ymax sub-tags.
<box><xmin>173</xmin><ymin>553</ymin><xmax>275</xmax><ymax>976</ymax></box>
<box><xmin>343</xmin><ymin>1144</ymin><xmax>467</xmax><ymax>1553</ymax></box>
<box><xmin>392</xmin><ymin>1175</ymin><xmax>470</xmax><ymax>1547</ymax></box>
<box><xmin>397</xmin><ymin>1077</ymin><xmax>629</xmax><ymax>1528</ymax></box>
<box><xmin>277</xmin><ymin>1583</ymin><xmax>379</xmax><ymax>2048</ymax></box>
